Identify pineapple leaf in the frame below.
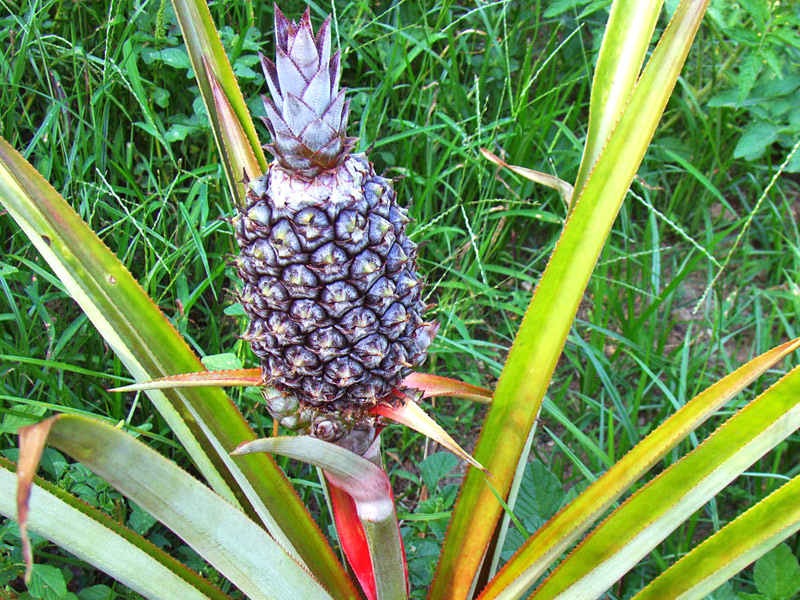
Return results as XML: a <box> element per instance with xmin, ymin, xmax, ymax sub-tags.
<box><xmin>572</xmin><ymin>0</ymin><xmax>665</xmax><ymax>200</ymax></box>
<box><xmin>480</xmin><ymin>148</ymin><xmax>573</xmax><ymax>208</ymax></box>
<box><xmin>0</xmin><ymin>457</ymin><xmax>230</xmax><ymax>600</ymax></box>
<box><xmin>110</xmin><ymin>369</ymin><xmax>264</xmax><ymax>392</ymax></box>
<box><xmin>205</xmin><ymin>57</ymin><xmax>265</xmax><ymax>206</ymax></box>
<box><xmin>109</xmin><ymin>370</ymin><xmax>492</xmax><ymax>400</ymax></box>
<box><xmin>430</xmin><ymin>1</ymin><xmax>710</xmax><ymax>596</ymax></box>
<box><xmin>170</xmin><ymin>0</ymin><xmax>268</xmax><ymax>205</ymax></box>
<box><xmin>234</xmin><ymin>435</ymin><xmax>409</xmax><ymax>600</ymax></box>
<box><xmin>234</xmin><ymin>435</ymin><xmax>393</xmax><ymax>518</ymax></box>
<box><xmin>401</xmin><ymin>373</ymin><xmax>493</xmax><ymax>403</ymax></box>
<box><xmin>632</xmin><ymin>476</ymin><xmax>800</xmax><ymax>600</ymax></box>
<box><xmin>480</xmin><ymin>336</ymin><xmax>800</xmax><ymax>598</ymax></box>
<box><xmin>327</xmin><ymin>482</ymin><xmax>379</xmax><ymax>600</ymax></box>
<box><xmin>17</xmin><ymin>415</ymin><xmax>334</xmax><ymax>600</ymax></box>
<box><xmin>372</xmin><ymin>397</ymin><xmax>487</xmax><ymax>472</ymax></box>
<box><xmin>525</xmin><ymin>364</ymin><xmax>800</xmax><ymax>599</ymax></box>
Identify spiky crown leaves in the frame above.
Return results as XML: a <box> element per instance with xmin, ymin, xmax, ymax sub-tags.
<box><xmin>260</xmin><ymin>5</ymin><xmax>356</xmax><ymax>178</ymax></box>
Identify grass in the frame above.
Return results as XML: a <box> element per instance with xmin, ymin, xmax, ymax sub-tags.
<box><xmin>1</xmin><ymin>0</ymin><xmax>800</xmax><ymax>598</ymax></box>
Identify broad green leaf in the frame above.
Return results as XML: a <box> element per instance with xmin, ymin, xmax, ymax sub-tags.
<box><xmin>527</xmin><ymin>364</ymin><xmax>800</xmax><ymax>600</ymax></box>
<box><xmin>169</xmin><ymin>0</ymin><xmax>267</xmax><ymax>206</ymax></box>
<box><xmin>18</xmin><ymin>416</ymin><xmax>333</xmax><ymax>600</ymax></box>
<box><xmin>753</xmin><ymin>544</ymin><xmax>800</xmax><ymax>599</ymax></box>
<box><xmin>419</xmin><ymin>453</ymin><xmax>460</xmax><ymax>494</ymax></box>
<box><xmin>27</xmin><ymin>564</ymin><xmax>67</xmax><ymax>600</ymax></box>
<box><xmin>431</xmin><ymin>2</ymin><xmax>709</xmax><ymax>596</ymax></box>
<box><xmin>235</xmin><ymin>436</ymin><xmax>407</xmax><ymax>600</ymax></box>
<box><xmin>572</xmin><ymin>0</ymin><xmax>664</xmax><ymax>199</ymax></box>
<box><xmin>0</xmin><ymin>138</ymin><xmax>357</xmax><ymax>599</ymax></box>
<box><xmin>201</xmin><ymin>352</ymin><xmax>243</xmax><ymax>371</ymax></box>
<box><xmin>733</xmin><ymin>120</ymin><xmax>778</xmax><ymax>160</ymax></box>
<box><xmin>481</xmin><ymin>337</ymin><xmax>800</xmax><ymax>599</ymax></box>
<box><xmin>0</xmin><ymin>458</ymin><xmax>229</xmax><ymax>600</ymax></box>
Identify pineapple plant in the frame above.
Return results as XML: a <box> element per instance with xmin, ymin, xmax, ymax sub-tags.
<box><xmin>8</xmin><ymin>2</ymin><xmax>800</xmax><ymax>599</ymax></box>
<box><xmin>234</xmin><ymin>6</ymin><xmax>438</xmax><ymax>446</ymax></box>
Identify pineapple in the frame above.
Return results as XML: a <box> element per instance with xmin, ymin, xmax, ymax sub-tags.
<box><xmin>233</xmin><ymin>6</ymin><xmax>438</xmax><ymax>446</ymax></box>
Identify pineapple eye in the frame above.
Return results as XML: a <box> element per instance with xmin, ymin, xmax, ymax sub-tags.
<box><xmin>317</xmin><ymin>245</ymin><xmax>336</xmax><ymax>264</ymax></box>
<box><xmin>247</xmin><ymin>204</ymin><xmax>271</xmax><ymax>226</ymax></box>
<box><xmin>354</xmin><ymin>334</ymin><xmax>389</xmax><ymax>369</ymax></box>
<box><xmin>286</xmin><ymin>346</ymin><xmax>318</xmax><ymax>368</ymax></box>
<box><xmin>282</xmin><ymin>264</ymin><xmax>318</xmax><ymax>289</ymax></box>
<box><xmin>352</xmin><ymin>250</ymin><xmax>380</xmax><ymax>275</ymax></box>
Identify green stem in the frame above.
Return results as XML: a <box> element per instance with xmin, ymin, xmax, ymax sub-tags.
<box><xmin>363</xmin><ymin>515</ymin><xmax>408</xmax><ymax>600</ymax></box>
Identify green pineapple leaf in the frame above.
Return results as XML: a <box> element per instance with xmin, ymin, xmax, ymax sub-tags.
<box><xmin>431</xmin><ymin>1</ymin><xmax>711</xmax><ymax>594</ymax></box>
<box><xmin>479</xmin><ymin>336</ymin><xmax>800</xmax><ymax>598</ymax></box>
<box><xmin>16</xmin><ymin>416</ymin><xmax>334</xmax><ymax>600</ymax></box>
<box><xmin>521</xmin><ymin>364</ymin><xmax>800</xmax><ymax>598</ymax></box>
<box><xmin>572</xmin><ymin>0</ymin><xmax>665</xmax><ymax>199</ymax></box>
<box><xmin>0</xmin><ymin>457</ymin><xmax>230</xmax><ymax>600</ymax></box>
<box><xmin>632</xmin><ymin>484</ymin><xmax>800</xmax><ymax>600</ymax></box>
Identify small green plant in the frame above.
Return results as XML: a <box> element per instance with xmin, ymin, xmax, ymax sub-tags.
<box><xmin>705</xmin><ymin>0</ymin><xmax>800</xmax><ymax>171</ymax></box>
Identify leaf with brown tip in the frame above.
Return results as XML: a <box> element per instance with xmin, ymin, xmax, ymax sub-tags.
<box><xmin>205</xmin><ymin>57</ymin><xmax>265</xmax><ymax>205</ymax></box>
<box><xmin>17</xmin><ymin>419</ymin><xmax>57</xmax><ymax>582</ymax></box>
<box><xmin>372</xmin><ymin>397</ymin><xmax>488</xmax><ymax>474</ymax></box>
<box><xmin>170</xmin><ymin>0</ymin><xmax>267</xmax><ymax>205</ymax></box>
<box><xmin>481</xmin><ymin>148</ymin><xmax>573</xmax><ymax>208</ymax></box>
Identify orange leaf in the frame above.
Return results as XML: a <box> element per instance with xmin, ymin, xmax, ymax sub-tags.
<box><xmin>401</xmin><ymin>373</ymin><xmax>493</xmax><ymax>403</ymax></box>
<box><xmin>372</xmin><ymin>397</ymin><xmax>488</xmax><ymax>474</ymax></box>
<box><xmin>110</xmin><ymin>369</ymin><xmax>264</xmax><ymax>392</ymax></box>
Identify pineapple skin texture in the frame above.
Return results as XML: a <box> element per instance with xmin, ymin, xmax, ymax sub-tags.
<box><xmin>234</xmin><ymin>153</ymin><xmax>438</xmax><ymax>442</ymax></box>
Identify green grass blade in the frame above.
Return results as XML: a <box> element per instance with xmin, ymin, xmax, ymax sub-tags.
<box><xmin>632</xmin><ymin>475</ymin><xmax>800</xmax><ymax>600</ymax></box>
<box><xmin>480</xmin><ymin>337</ymin><xmax>800</xmax><ymax>599</ymax></box>
<box><xmin>572</xmin><ymin>0</ymin><xmax>664</xmax><ymax>199</ymax></box>
<box><xmin>528</xmin><ymin>365</ymin><xmax>800</xmax><ymax>600</ymax></box>
<box><xmin>170</xmin><ymin>0</ymin><xmax>268</xmax><ymax>205</ymax></box>
<box><xmin>430</xmin><ymin>2</ymin><xmax>709</xmax><ymax>596</ymax></box>
<box><xmin>0</xmin><ymin>137</ymin><xmax>358</xmax><ymax>600</ymax></box>
<box><xmin>18</xmin><ymin>416</ymin><xmax>332</xmax><ymax>600</ymax></box>
<box><xmin>0</xmin><ymin>458</ymin><xmax>230</xmax><ymax>600</ymax></box>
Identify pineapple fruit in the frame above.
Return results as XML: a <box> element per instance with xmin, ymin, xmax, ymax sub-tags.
<box><xmin>233</xmin><ymin>6</ymin><xmax>438</xmax><ymax>446</ymax></box>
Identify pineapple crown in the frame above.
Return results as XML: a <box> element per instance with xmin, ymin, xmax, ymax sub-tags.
<box><xmin>260</xmin><ymin>5</ymin><xmax>356</xmax><ymax>178</ymax></box>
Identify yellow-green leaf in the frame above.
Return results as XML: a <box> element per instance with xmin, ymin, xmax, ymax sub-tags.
<box><xmin>481</xmin><ymin>337</ymin><xmax>800</xmax><ymax>599</ymax></box>
<box><xmin>430</xmin><ymin>2</ymin><xmax>709</xmax><ymax>596</ymax></box>
<box><xmin>632</xmin><ymin>476</ymin><xmax>800</xmax><ymax>600</ymax></box>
